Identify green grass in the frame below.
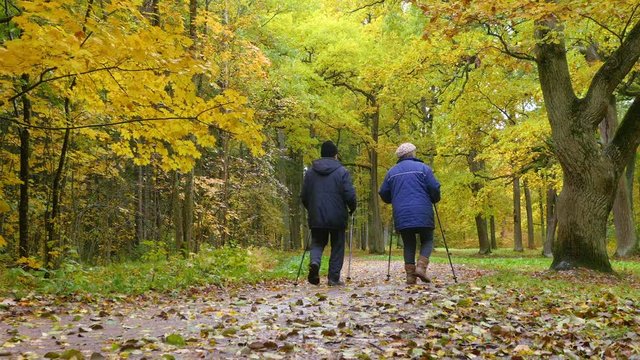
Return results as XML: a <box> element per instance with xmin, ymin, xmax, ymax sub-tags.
<box><xmin>0</xmin><ymin>246</ymin><xmax>298</xmax><ymax>298</ymax></box>
<box><xmin>3</xmin><ymin>246</ymin><xmax>640</xmax><ymax>300</ymax></box>
<box><xmin>365</xmin><ymin>247</ymin><xmax>640</xmax><ymax>299</ymax></box>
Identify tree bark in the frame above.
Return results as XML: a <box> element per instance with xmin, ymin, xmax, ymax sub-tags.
<box><xmin>513</xmin><ymin>176</ymin><xmax>523</xmax><ymax>252</ymax></box>
<box><xmin>183</xmin><ymin>170</ymin><xmax>194</xmax><ymax>252</ymax></box>
<box><xmin>490</xmin><ymin>215</ymin><xmax>497</xmax><ymax>249</ymax></box>
<box><xmin>44</xmin><ymin>127</ymin><xmax>70</xmax><ymax>267</ymax></box>
<box><xmin>466</xmin><ymin>149</ymin><xmax>490</xmax><ymax>254</ymax></box>
<box><xmin>172</xmin><ymin>172</ymin><xmax>185</xmax><ymax>254</ymax></box>
<box><xmin>524</xmin><ymin>180</ymin><xmax>535</xmax><ymax>249</ymax></box>
<box><xmin>475</xmin><ymin>215</ymin><xmax>490</xmax><ymax>255</ymax></box>
<box><xmin>536</xmin><ymin>16</ymin><xmax>640</xmax><ymax>272</ymax></box>
<box><xmin>539</xmin><ymin>186</ymin><xmax>545</xmax><ymax>248</ymax></box>
<box><xmin>368</xmin><ymin>102</ymin><xmax>384</xmax><ymax>254</ymax></box>
<box><xmin>543</xmin><ymin>186</ymin><xmax>557</xmax><ymax>258</ymax></box>
<box><xmin>599</xmin><ymin>96</ymin><xmax>638</xmax><ymax>257</ymax></box>
<box><xmin>288</xmin><ymin>150</ymin><xmax>303</xmax><ymax>250</ymax></box>
<box><xmin>18</xmin><ymin>74</ymin><xmax>31</xmax><ymax>259</ymax></box>
<box><xmin>276</xmin><ymin>131</ymin><xmax>291</xmax><ymax>250</ymax></box>
<box><xmin>135</xmin><ymin>165</ymin><xmax>144</xmax><ymax>245</ymax></box>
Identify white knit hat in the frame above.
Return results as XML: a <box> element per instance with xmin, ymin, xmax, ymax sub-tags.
<box><xmin>395</xmin><ymin>142</ymin><xmax>417</xmax><ymax>158</ymax></box>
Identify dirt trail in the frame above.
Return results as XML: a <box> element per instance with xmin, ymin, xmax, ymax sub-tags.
<box><xmin>0</xmin><ymin>260</ymin><xmax>487</xmax><ymax>359</ymax></box>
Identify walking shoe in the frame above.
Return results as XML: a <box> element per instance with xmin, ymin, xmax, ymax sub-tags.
<box><xmin>404</xmin><ymin>264</ymin><xmax>417</xmax><ymax>285</ymax></box>
<box><xmin>308</xmin><ymin>263</ymin><xmax>320</xmax><ymax>285</ymax></box>
<box><xmin>415</xmin><ymin>256</ymin><xmax>431</xmax><ymax>283</ymax></box>
<box><xmin>328</xmin><ymin>279</ymin><xmax>344</xmax><ymax>287</ymax></box>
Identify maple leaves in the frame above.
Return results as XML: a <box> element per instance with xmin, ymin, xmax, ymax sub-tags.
<box><xmin>0</xmin><ymin>0</ymin><xmax>264</xmax><ymax>171</ymax></box>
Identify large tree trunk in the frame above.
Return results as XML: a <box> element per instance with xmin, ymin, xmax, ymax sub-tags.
<box><xmin>513</xmin><ymin>176</ymin><xmax>523</xmax><ymax>252</ymax></box>
<box><xmin>475</xmin><ymin>215</ymin><xmax>490</xmax><ymax>254</ymax></box>
<box><xmin>543</xmin><ymin>186</ymin><xmax>557</xmax><ymax>258</ymax></box>
<box><xmin>535</xmin><ymin>16</ymin><xmax>640</xmax><ymax>272</ymax></box>
<box><xmin>599</xmin><ymin>96</ymin><xmax>638</xmax><ymax>257</ymax></box>
<box><xmin>524</xmin><ymin>180</ymin><xmax>535</xmax><ymax>249</ymax></box>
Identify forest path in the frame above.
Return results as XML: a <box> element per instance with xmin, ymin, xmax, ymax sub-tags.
<box><xmin>0</xmin><ymin>259</ymin><xmax>487</xmax><ymax>359</ymax></box>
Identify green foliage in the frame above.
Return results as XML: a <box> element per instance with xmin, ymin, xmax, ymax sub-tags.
<box><xmin>0</xmin><ymin>246</ymin><xmax>293</xmax><ymax>297</ymax></box>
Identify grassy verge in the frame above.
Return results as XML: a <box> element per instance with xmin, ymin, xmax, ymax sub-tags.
<box><xmin>365</xmin><ymin>247</ymin><xmax>640</xmax><ymax>298</ymax></box>
<box><xmin>0</xmin><ymin>246</ymin><xmax>300</xmax><ymax>298</ymax></box>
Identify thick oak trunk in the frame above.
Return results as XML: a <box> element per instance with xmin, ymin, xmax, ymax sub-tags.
<box><xmin>551</xmin><ymin>175</ymin><xmax>614</xmax><ymax>271</ymax></box>
<box><xmin>535</xmin><ymin>16</ymin><xmax>640</xmax><ymax>272</ymax></box>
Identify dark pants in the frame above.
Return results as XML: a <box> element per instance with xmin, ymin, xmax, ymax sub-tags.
<box><xmin>310</xmin><ymin>228</ymin><xmax>345</xmax><ymax>282</ymax></box>
<box><xmin>399</xmin><ymin>227</ymin><xmax>434</xmax><ymax>265</ymax></box>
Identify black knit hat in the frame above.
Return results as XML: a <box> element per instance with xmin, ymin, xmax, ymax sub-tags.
<box><xmin>320</xmin><ymin>140</ymin><xmax>338</xmax><ymax>157</ymax></box>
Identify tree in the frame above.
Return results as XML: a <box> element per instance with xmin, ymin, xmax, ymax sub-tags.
<box><xmin>416</xmin><ymin>0</ymin><xmax>640</xmax><ymax>272</ymax></box>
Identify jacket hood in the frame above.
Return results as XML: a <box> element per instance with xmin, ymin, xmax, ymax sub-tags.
<box><xmin>312</xmin><ymin>158</ymin><xmax>342</xmax><ymax>175</ymax></box>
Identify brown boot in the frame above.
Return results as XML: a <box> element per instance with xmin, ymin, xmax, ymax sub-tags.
<box><xmin>415</xmin><ymin>256</ymin><xmax>431</xmax><ymax>283</ymax></box>
<box><xmin>404</xmin><ymin>264</ymin><xmax>417</xmax><ymax>285</ymax></box>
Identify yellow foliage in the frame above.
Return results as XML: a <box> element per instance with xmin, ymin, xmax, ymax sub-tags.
<box><xmin>17</xmin><ymin>257</ymin><xmax>42</xmax><ymax>269</ymax></box>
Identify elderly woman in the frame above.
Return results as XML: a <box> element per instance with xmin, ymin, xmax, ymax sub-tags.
<box><xmin>378</xmin><ymin>143</ymin><xmax>441</xmax><ymax>284</ymax></box>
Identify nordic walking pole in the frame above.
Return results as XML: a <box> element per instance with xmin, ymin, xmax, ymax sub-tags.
<box><xmin>385</xmin><ymin>230</ymin><xmax>392</xmax><ymax>281</ymax></box>
<box><xmin>347</xmin><ymin>213</ymin><xmax>354</xmax><ymax>281</ymax></box>
<box><xmin>294</xmin><ymin>230</ymin><xmax>311</xmax><ymax>286</ymax></box>
<box><xmin>434</xmin><ymin>204</ymin><xmax>458</xmax><ymax>283</ymax></box>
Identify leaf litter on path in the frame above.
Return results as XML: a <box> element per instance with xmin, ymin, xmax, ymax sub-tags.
<box><xmin>1</xmin><ymin>259</ymin><xmax>639</xmax><ymax>359</ymax></box>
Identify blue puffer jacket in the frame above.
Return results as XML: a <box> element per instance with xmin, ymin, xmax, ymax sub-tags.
<box><xmin>379</xmin><ymin>158</ymin><xmax>441</xmax><ymax>230</ymax></box>
<box><xmin>301</xmin><ymin>158</ymin><xmax>357</xmax><ymax>230</ymax></box>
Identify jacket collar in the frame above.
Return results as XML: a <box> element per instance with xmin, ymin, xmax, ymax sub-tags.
<box><xmin>397</xmin><ymin>157</ymin><xmax>424</xmax><ymax>164</ymax></box>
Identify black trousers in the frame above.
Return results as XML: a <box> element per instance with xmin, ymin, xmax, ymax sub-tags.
<box><xmin>309</xmin><ymin>228</ymin><xmax>345</xmax><ymax>282</ymax></box>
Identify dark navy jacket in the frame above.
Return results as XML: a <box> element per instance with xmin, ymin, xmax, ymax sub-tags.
<box><xmin>301</xmin><ymin>158</ymin><xmax>357</xmax><ymax>230</ymax></box>
<box><xmin>379</xmin><ymin>158</ymin><xmax>441</xmax><ymax>230</ymax></box>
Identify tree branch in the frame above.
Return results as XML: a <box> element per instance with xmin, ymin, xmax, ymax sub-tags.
<box><xmin>605</xmin><ymin>96</ymin><xmax>640</xmax><ymax>174</ymax></box>
<box><xmin>622</xmin><ymin>3</ymin><xmax>640</xmax><ymax>40</ymax></box>
<box><xmin>578</xmin><ymin>13</ymin><xmax>623</xmax><ymax>44</ymax></box>
<box><xmin>485</xmin><ymin>24</ymin><xmax>536</xmax><ymax>62</ymax></box>
<box><xmin>584</xmin><ymin>19</ymin><xmax>640</xmax><ymax>127</ymax></box>
<box><xmin>348</xmin><ymin>0</ymin><xmax>385</xmax><ymax>14</ymax></box>
<box><xmin>1</xmin><ymin>102</ymin><xmax>234</xmax><ymax>131</ymax></box>
<box><xmin>534</xmin><ymin>16</ymin><xmax>578</xmax><ymax>122</ymax></box>
<box><xmin>7</xmin><ymin>65</ymin><xmax>161</xmax><ymax>103</ymax></box>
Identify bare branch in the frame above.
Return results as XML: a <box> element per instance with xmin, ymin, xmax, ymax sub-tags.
<box><xmin>622</xmin><ymin>3</ymin><xmax>640</xmax><ymax>40</ymax></box>
<box><xmin>348</xmin><ymin>0</ymin><xmax>385</xmax><ymax>14</ymax></box>
<box><xmin>7</xmin><ymin>65</ymin><xmax>162</xmax><ymax>102</ymax></box>
<box><xmin>485</xmin><ymin>24</ymin><xmax>536</xmax><ymax>62</ymax></box>
<box><xmin>579</xmin><ymin>13</ymin><xmax>623</xmax><ymax>44</ymax></box>
<box><xmin>1</xmin><ymin>102</ymin><xmax>234</xmax><ymax>131</ymax></box>
<box><xmin>260</xmin><ymin>9</ymin><xmax>283</xmax><ymax>27</ymax></box>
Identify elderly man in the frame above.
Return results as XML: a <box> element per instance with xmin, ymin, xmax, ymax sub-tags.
<box><xmin>301</xmin><ymin>140</ymin><xmax>357</xmax><ymax>286</ymax></box>
<box><xmin>379</xmin><ymin>143</ymin><xmax>441</xmax><ymax>285</ymax></box>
